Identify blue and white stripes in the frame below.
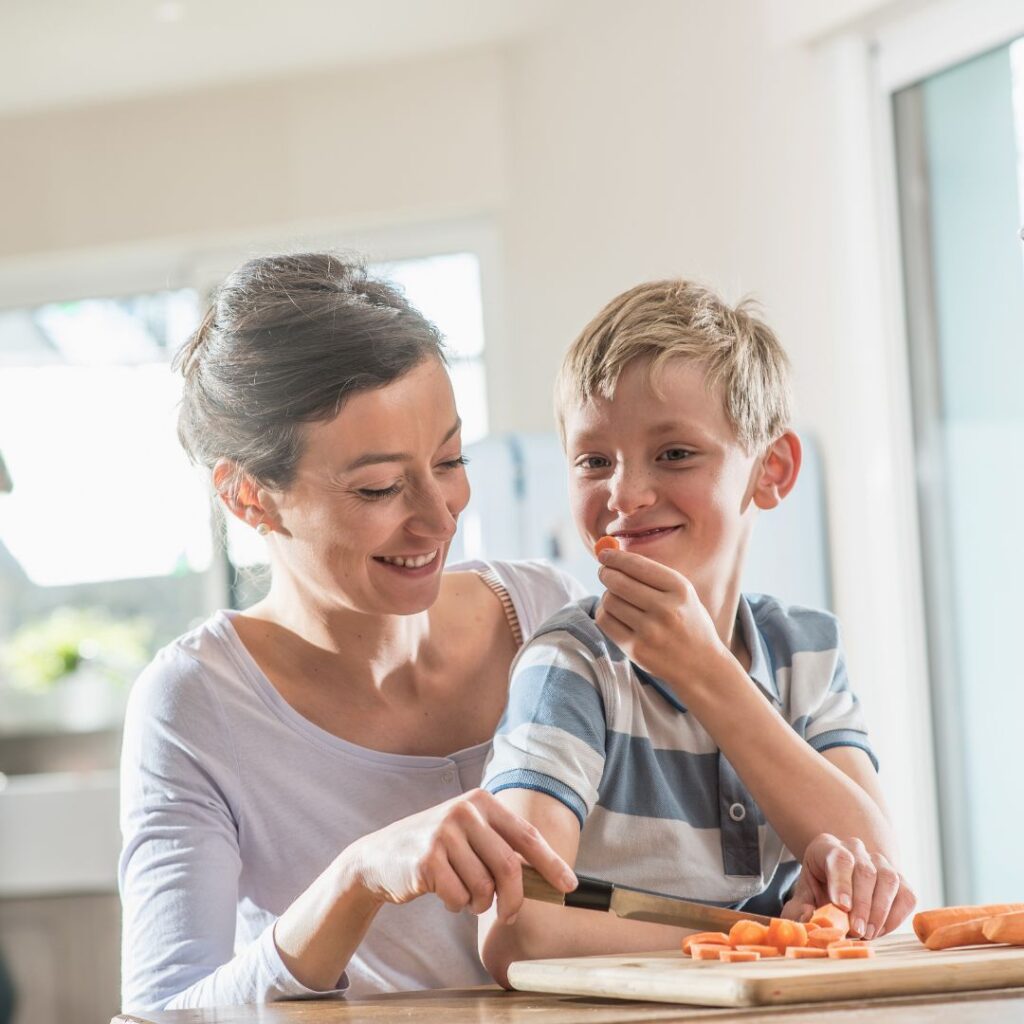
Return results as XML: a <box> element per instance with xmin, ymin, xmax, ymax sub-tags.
<box><xmin>483</xmin><ymin>593</ymin><xmax>876</xmax><ymax>912</ymax></box>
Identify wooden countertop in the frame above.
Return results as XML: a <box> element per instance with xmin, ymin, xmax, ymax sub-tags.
<box><xmin>114</xmin><ymin>983</ymin><xmax>1024</xmax><ymax>1024</ymax></box>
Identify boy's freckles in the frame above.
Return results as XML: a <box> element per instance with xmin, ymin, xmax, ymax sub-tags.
<box><xmin>564</xmin><ymin>357</ymin><xmax>760</xmax><ymax>592</ymax></box>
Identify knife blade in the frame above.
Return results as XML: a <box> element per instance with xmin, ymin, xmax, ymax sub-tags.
<box><xmin>522</xmin><ymin>864</ymin><xmax>771</xmax><ymax>932</ymax></box>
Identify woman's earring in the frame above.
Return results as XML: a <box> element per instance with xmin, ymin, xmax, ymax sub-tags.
<box><xmin>255</xmin><ymin>523</ymin><xmax>270</xmax><ymax>536</ymax></box>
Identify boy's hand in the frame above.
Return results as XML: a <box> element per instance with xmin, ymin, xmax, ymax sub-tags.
<box><xmin>595</xmin><ymin>547</ymin><xmax>728</xmax><ymax>690</ymax></box>
<box><xmin>780</xmin><ymin>833</ymin><xmax>917</xmax><ymax>939</ymax></box>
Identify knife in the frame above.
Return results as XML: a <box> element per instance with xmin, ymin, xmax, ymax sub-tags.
<box><xmin>521</xmin><ymin>865</ymin><xmax>771</xmax><ymax>931</ymax></box>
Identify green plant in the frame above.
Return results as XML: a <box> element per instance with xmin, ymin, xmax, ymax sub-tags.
<box><xmin>0</xmin><ymin>607</ymin><xmax>152</xmax><ymax>691</ymax></box>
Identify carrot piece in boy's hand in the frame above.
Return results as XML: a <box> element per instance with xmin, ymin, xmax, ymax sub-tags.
<box><xmin>594</xmin><ymin>535</ymin><xmax>620</xmax><ymax>556</ymax></box>
<box><xmin>785</xmin><ymin>946</ymin><xmax>828</xmax><ymax>958</ymax></box>
<box><xmin>766</xmin><ymin>917</ymin><xmax>809</xmax><ymax>950</ymax></box>
<box><xmin>809</xmin><ymin>903</ymin><xmax>850</xmax><ymax>935</ymax></box>
<box><xmin>720</xmin><ymin>949</ymin><xmax>761</xmax><ymax>962</ymax></box>
<box><xmin>828</xmin><ymin>944</ymin><xmax>875</xmax><ymax>959</ymax></box>
<box><xmin>729</xmin><ymin>920</ymin><xmax>770</xmax><ymax>947</ymax></box>
<box><xmin>682</xmin><ymin>931</ymin><xmax>731</xmax><ymax>955</ymax></box>
<box><xmin>735</xmin><ymin>944</ymin><xmax>782</xmax><ymax>957</ymax></box>
<box><xmin>808</xmin><ymin>927</ymin><xmax>846</xmax><ymax>949</ymax></box>
<box><xmin>691</xmin><ymin>943</ymin><xmax>730</xmax><ymax>960</ymax></box>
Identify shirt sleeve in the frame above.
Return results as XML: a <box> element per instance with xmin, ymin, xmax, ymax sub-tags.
<box><xmin>118</xmin><ymin>647</ymin><xmax>349</xmax><ymax>1011</ymax></box>
<box><xmin>795</xmin><ymin>628</ymin><xmax>878</xmax><ymax>772</ymax></box>
<box><xmin>481</xmin><ymin>630</ymin><xmax>608</xmax><ymax>827</ymax></box>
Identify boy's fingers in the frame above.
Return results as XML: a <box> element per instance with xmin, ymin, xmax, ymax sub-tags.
<box><xmin>880</xmin><ymin>876</ymin><xmax>917</xmax><ymax>936</ymax></box>
<box><xmin>598</xmin><ymin>547</ymin><xmax>678</xmax><ymax>592</ymax></box>
<box><xmin>823</xmin><ymin>842</ymin><xmax>856</xmax><ymax>911</ymax></box>
<box><xmin>601</xmin><ymin>592</ymin><xmax>645</xmax><ymax>630</ymax></box>
<box><xmin>595</xmin><ymin>604</ymin><xmax>633</xmax><ymax>651</ymax></box>
<box><xmin>846</xmin><ymin>842</ymin><xmax>877</xmax><ymax>936</ymax></box>
<box><xmin>863</xmin><ymin>855</ymin><xmax>900</xmax><ymax>940</ymax></box>
<box><xmin>598</xmin><ymin>565</ymin><xmax>660</xmax><ymax>609</ymax></box>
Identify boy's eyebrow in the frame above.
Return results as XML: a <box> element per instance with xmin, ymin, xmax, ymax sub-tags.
<box><xmin>342</xmin><ymin>418</ymin><xmax>461</xmax><ymax>471</ymax></box>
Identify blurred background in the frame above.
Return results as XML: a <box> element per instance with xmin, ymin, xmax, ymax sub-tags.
<box><xmin>0</xmin><ymin>1</ymin><xmax>1022</xmax><ymax>1020</ymax></box>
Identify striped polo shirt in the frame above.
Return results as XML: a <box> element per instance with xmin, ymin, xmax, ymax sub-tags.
<box><xmin>482</xmin><ymin>593</ymin><xmax>876</xmax><ymax>914</ymax></box>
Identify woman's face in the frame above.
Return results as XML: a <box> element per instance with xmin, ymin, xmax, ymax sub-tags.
<box><xmin>267</xmin><ymin>357</ymin><xmax>470</xmax><ymax>617</ymax></box>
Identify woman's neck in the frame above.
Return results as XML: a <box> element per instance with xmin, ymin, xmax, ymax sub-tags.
<box><xmin>242</xmin><ymin>575</ymin><xmax>438</xmax><ymax>692</ymax></box>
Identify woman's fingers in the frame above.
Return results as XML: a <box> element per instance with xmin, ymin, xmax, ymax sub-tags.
<box><xmin>473</xmin><ymin>791</ymin><xmax>577</xmax><ymax>894</ymax></box>
<box><xmin>423</xmin><ymin>852</ymin><xmax>474</xmax><ymax>914</ymax></box>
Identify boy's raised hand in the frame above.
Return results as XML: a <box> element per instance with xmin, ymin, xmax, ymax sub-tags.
<box><xmin>595</xmin><ymin>546</ymin><xmax>727</xmax><ymax>691</ymax></box>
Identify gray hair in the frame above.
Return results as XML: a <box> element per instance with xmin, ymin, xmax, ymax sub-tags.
<box><xmin>174</xmin><ymin>251</ymin><xmax>446</xmax><ymax>494</ymax></box>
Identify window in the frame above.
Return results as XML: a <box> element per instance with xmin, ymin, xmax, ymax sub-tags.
<box><xmin>894</xmin><ymin>37</ymin><xmax>1024</xmax><ymax>902</ymax></box>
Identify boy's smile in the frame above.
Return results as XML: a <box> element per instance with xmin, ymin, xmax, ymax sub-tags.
<box><xmin>564</xmin><ymin>355</ymin><xmax>765</xmax><ymax>604</ymax></box>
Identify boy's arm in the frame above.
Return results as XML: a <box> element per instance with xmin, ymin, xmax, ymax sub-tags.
<box><xmin>478</xmin><ymin>789</ymin><xmax>689</xmax><ymax>989</ymax></box>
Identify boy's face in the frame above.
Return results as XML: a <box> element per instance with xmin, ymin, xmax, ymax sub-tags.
<box><xmin>563</xmin><ymin>356</ymin><xmax>764</xmax><ymax>598</ymax></box>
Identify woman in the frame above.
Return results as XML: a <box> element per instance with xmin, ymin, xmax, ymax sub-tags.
<box><xmin>118</xmin><ymin>252</ymin><xmax>583</xmax><ymax>1011</ymax></box>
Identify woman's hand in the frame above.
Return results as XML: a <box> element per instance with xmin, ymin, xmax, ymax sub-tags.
<box><xmin>781</xmin><ymin>833</ymin><xmax>916</xmax><ymax>939</ymax></box>
<box><xmin>345</xmin><ymin>789</ymin><xmax>577</xmax><ymax>924</ymax></box>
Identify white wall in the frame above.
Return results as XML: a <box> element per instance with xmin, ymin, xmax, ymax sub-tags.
<box><xmin>0</xmin><ymin>0</ymin><xmax>944</xmax><ymax>907</ymax></box>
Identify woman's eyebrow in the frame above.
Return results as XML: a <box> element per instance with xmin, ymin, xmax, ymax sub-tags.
<box><xmin>342</xmin><ymin>418</ymin><xmax>461</xmax><ymax>472</ymax></box>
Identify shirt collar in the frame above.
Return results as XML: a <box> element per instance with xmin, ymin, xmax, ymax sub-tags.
<box><xmin>736</xmin><ymin>595</ymin><xmax>782</xmax><ymax>705</ymax></box>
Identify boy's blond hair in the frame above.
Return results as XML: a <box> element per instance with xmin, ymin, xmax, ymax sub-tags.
<box><xmin>555</xmin><ymin>280</ymin><xmax>792</xmax><ymax>454</ymax></box>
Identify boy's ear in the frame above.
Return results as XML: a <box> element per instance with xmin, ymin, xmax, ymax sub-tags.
<box><xmin>212</xmin><ymin>459</ymin><xmax>279</xmax><ymax>533</ymax></box>
<box><xmin>752</xmin><ymin>431</ymin><xmax>802</xmax><ymax>511</ymax></box>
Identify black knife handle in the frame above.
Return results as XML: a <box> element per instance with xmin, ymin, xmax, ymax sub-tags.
<box><xmin>564</xmin><ymin>872</ymin><xmax>613</xmax><ymax>912</ymax></box>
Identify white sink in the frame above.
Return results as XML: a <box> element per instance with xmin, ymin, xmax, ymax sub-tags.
<box><xmin>0</xmin><ymin>770</ymin><xmax>119</xmax><ymax>897</ymax></box>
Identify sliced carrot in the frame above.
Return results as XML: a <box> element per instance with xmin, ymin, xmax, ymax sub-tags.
<box><xmin>808</xmin><ymin>927</ymin><xmax>846</xmax><ymax>949</ymax></box>
<box><xmin>827</xmin><ymin>939</ymin><xmax>865</xmax><ymax>950</ymax></box>
<box><xmin>682</xmin><ymin>931</ymin><xmax>732</xmax><ymax>955</ymax></box>
<box><xmin>913</xmin><ymin>904</ymin><xmax>1024</xmax><ymax>943</ymax></box>
<box><xmin>828</xmin><ymin>945</ymin><xmax>875</xmax><ymax>959</ymax></box>
<box><xmin>691</xmin><ymin>943</ymin><xmax>731</xmax><ymax>960</ymax></box>
<box><xmin>809</xmin><ymin>902</ymin><xmax>850</xmax><ymax>935</ymax></box>
<box><xmin>720</xmin><ymin>950</ymin><xmax>761</xmax><ymax>962</ymax></box>
<box><xmin>766</xmin><ymin>917</ymin><xmax>809</xmax><ymax>950</ymax></box>
<box><xmin>785</xmin><ymin>946</ymin><xmax>828</xmax><ymax>959</ymax></box>
<box><xmin>735</xmin><ymin>944</ymin><xmax>782</xmax><ymax>958</ymax></box>
<box><xmin>594</xmin><ymin>535</ymin><xmax>620</xmax><ymax>556</ymax></box>
<box><xmin>805</xmin><ymin>921</ymin><xmax>821</xmax><ymax>932</ymax></box>
<box><xmin>728</xmin><ymin>920</ymin><xmax>770</xmax><ymax>947</ymax></box>
<box><xmin>982</xmin><ymin>912</ymin><xmax>1024</xmax><ymax>945</ymax></box>
<box><xmin>925</xmin><ymin>916</ymin><xmax>996</xmax><ymax>951</ymax></box>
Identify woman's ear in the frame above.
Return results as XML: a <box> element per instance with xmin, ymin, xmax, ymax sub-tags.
<box><xmin>753</xmin><ymin>431</ymin><xmax>802</xmax><ymax>511</ymax></box>
<box><xmin>212</xmin><ymin>460</ymin><xmax>278</xmax><ymax>533</ymax></box>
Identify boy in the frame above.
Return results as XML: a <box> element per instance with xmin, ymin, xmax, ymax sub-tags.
<box><xmin>479</xmin><ymin>280</ymin><xmax>913</xmax><ymax>984</ymax></box>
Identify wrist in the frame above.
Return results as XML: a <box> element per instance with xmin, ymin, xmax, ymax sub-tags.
<box><xmin>332</xmin><ymin>840</ymin><xmax>387</xmax><ymax>914</ymax></box>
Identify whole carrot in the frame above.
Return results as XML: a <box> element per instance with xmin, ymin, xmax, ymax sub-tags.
<box><xmin>982</xmin><ymin>912</ymin><xmax>1024</xmax><ymax>945</ymax></box>
<box><xmin>913</xmin><ymin>904</ymin><xmax>1024</xmax><ymax>943</ymax></box>
<box><xmin>925</xmin><ymin>916</ymin><xmax>995</xmax><ymax>951</ymax></box>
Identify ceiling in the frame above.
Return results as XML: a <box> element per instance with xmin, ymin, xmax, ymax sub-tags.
<box><xmin>2</xmin><ymin>0</ymin><xmax>563</xmax><ymax>116</ymax></box>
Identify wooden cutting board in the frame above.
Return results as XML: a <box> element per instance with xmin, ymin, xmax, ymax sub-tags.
<box><xmin>508</xmin><ymin>934</ymin><xmax>1024</xmax><ymax>1007</ymax></box>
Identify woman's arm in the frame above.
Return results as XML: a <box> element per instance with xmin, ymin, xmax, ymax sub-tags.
<box><xmin>121</xmin><ymin>657</ymin><xmax>575</xmax><ymax>1010</ymax></box>
<box><xmin>478</xmin><ymin>790</ymin><xmax>688</xmax><ymax>989</ymax></box>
